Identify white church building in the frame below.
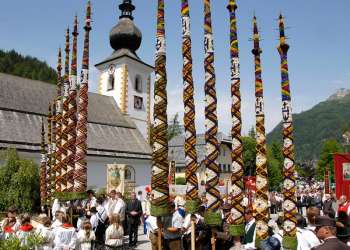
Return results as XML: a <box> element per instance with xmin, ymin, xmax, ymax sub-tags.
<box><xmin>0</xmin><ymin>0</ymin><xmax>153</xmax><ymax>189</ymax></box>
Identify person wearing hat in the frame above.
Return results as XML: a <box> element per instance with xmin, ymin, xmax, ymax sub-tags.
<box><xmin>311</xmin><ymin>215</ymin><xmax>350</xmax><ymax>250</ymax></box>
<box><xmin>242</xmin><ymin>207</ymin><xmax>256</xmax><ymax>249</ymax></box>
<box><xmin>337</xmin><ymin>211</ymin><xmax>350</xmax><ymax>246</ymax></box>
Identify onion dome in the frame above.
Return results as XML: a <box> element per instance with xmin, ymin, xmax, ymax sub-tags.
<box><xmin>109</xmin><ymin>0</ymin><xmax>142</xmax><ymax>54</ymax></box>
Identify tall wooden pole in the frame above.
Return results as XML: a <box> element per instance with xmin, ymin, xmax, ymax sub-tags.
<box><xmin>227</xmin><ymin>0</ymin><xmax>245</xmax><ymax>241</ymax></box>
<box><xmin>40</xmin><ymin>118</ymin><xmax>47</xmax><ymax>206</ymax></box>
<box><xmin>61</xmin><ymin>28</ymin><xmax>70</xmax><ymax>192</ymax></box>
<box><xmin>252</xmin><ymin>16</ymin><xmax>269</xmax><ymax>244</ymax></box>
<box><xmin>181</xmin><ymin>0</ymin><xmax>199</xmax><ymax>213</ymax></box>
<box><xmin>278</xmin><ymin>14</ymin><xmax>298</xmax><ymax>250</ymax></box>
<box><xmin>203</xmin><ymin>0</ymin><xmax>221</xmax><ymax>234</ymax></box>
<box><xmin>66</xmin><ymin>16</ymin><xmax>79</xmax><ymax>192</ymax></box>
<box><xmin>74</xmin><ymin>0</ymin><xmax>91</xmax><ymax>193</ymax></box>
<box><xmin>150</xmin><ymin>0</ymin><xmax>170</xmax><ymax>217</ymax></box>
<box><xmin>50</xmin><ymin>103</ymin><xmax>57</xmax><ymax>198</ymax></box>
<box><xmin>324</xmin><ymin>168</ymin><xmax>330</xmax><ymax>194</ymax></box>
<box><xmin>47</xmin><ymin>104</ymin><xmax>53</xmax><ymax>200</ymax></box>
<box><xmin>55</xmin><ymin>48</ymin><xmax>63</xmax><ymax>193</ymax></box>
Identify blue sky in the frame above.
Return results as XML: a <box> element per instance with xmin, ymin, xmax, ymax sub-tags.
<box><xmin>0</xmin><ymin>0</ymin><xmax>349</xmax><ymax>134</ymax></box>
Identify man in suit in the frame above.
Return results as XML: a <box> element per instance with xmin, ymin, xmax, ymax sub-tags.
<box><xmin>323</xmin><ymin>194</ymin><xmax>335</xmax><ymax>218</ymax></box>
<box><xmin>312</xmin><ymin>215</ymin><xmax>350</xmax><ymax>250</ymax></box>
<box><xmin>242</xmin><ymin>207</ymin><xmax>256</xmax><ymax>249</ymax></box>
<box><xmin>126</xmin><ymin>192</ymin><xmax>143</xmax><ymax>247</ymax></box>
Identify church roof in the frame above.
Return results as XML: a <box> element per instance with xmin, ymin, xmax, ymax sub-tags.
<box><xmin>168</xmin><ymin>133</ymin><xmax>231</xmax><ymax>166</ymax></box>
<box><xmin>0</xmin><ymin>73</ymin><xmax>151</xmax><ymax>159</ymax></box>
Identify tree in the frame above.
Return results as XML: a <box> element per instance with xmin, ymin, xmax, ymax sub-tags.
<box><xmin>316</xmin><ymin>139</ymin><xmax>343</xmax><ymax>182</ymax></box>
<box><xmin>0</xmin><ymin>149</ymin><xmax>40</xmax><ymax>212</ymax></box>
<box><xmin>267</xmin><ymin>142</ymin><xmax>283</xmax><ymax>191</ymax></box>
<box><xmin>242</xmin><ymin>136</ymin><xmax>256</xmax><ymax>176</ymax></box>
<box><xmin>167</xmin><ymin>113</ymin><xmax>183</xmax><ymax>141</ymax></box>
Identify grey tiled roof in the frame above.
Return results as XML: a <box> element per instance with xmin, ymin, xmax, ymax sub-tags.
<box><xmin>0</xmin><ymin>73</ymin><xmax>151</xmax><ymax>159</ymax></box>
<box><xmin>168</xmin><ymin>133</ymin><xmax>231</xmax><ymax>166</ymax></box>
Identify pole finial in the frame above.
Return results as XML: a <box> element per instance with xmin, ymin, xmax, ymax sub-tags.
<box><xmin>227</xmin><ymin>0</ymin><xmax>237</xmax><ymax>12</ymax></box>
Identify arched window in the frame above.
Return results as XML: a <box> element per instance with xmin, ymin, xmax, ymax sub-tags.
<box><xmin>107</xmin><ymin>64</ymin><xmax>115</xmax><ymax>91</ymax></box>
<box><xmin>125</xmin><ymin>168</ymin><xmax>132</xmax><ymax>180</ymax></box>
<box><xmin>134</xmin><ymin>75</ymin><xmax>142</xmax><ymax>92</ymax></box>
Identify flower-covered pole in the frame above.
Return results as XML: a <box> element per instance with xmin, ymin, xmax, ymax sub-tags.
<box><xmin>181</xmin><ymin>0</ymin><xmax>199</xmax><ymax>213</ymax></box>
<box><xmin>324</xmin><ymin>168</ymin><xmax>330</xmax><ymax>194</ymax></box>
<box><xmin>74</xmin><ymin>1</ymin><xmax>91</xmax><ymax>193</ymax></box>
<box><xmin>47</xmin><ymin>104</ymin><xmax>53</xmax><ymax>200</ymax></box>
<box><xmin>252</xmin><ymin>16</ymin><xmax>269</xmax><ymax>243</ymax></box>
<box><xmin>50</xmin><ymin>102</ymin><xmax>57</xmax><ymax>197</ymax></box>
<box><xmin>150</xmin><ymin>0</ymin><xmax>170</xmax><ymax>217</ymax></box>
<box><xmin>61</xmin><ymin>28</ymin><xmax>70</xmax><ymax>192</ymax></box>
<box><xmin>66</xmin><ymin>16</ymin><xmax>79</xmax><ymax>192</ymax></box>
<box><xmin>227</xmin><ymin>0</ymin><xmax>245</xmax><ymax>239</ymax></box>
<box><xmin>40</xmin><ymin>118</ymin><xmax>47</xmax><ymax>206</ymax></box>
<box><xmin>203</xmin><ymin>0</ymin><xmax>221</xmax><ymax>226</ymax></box>
<box><xmin>55</xmin><ymin>48</ymin><xmax>63</xmax><ymax>193</ymax></box>
<box><xmin>278</xmin><ymin>14</ymin><xmax>298</xmax><ymax>250</ymax></box>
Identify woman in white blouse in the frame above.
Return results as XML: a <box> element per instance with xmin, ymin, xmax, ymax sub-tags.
<box><xmin>105</xmin><ymin>214</ymin><xmax>124</xmax><ymax>247</ymax></box>
<box><xmin>76</xmin><ymin>220</ymin><xmax>96</xmax><ymax>250</ymax></box>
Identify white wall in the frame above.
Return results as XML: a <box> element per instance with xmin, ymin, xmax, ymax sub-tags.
<box><xmin>18</xmin><ymin>151</ymin><xmax>152</xmax><ymax>189</ymax></box>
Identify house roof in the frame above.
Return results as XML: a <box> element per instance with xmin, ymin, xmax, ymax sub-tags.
<box><xmin>168</xmin><ymin>133</ymin><xmax>232</xmax><ymax>166</ymax></box>
<box><xmin>0</xmin><ymin>73</ymin><xmax>151</xmax><ymax>159</ymax></box>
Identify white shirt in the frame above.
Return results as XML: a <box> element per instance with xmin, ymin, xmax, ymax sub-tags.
<box><xmin>145</xmin><ymin>216</ymin><xmax>158</xmax><ymax>234</ymax></box>
<box><xmin>90</xmin><ymin>214</ymin><xmax>99</xmax><ymax>231</ymax></box>
<box><xmin>35</xmin><ymin>225</ymin><xmax>54</xmax><ymax>250</ymax></box>
<box><xmin>84</xmin><ymin>197</ymin><xmax>97</xmax><ymax>210</ymax></box>
<box><xmin>96</xmin><ymin>205</ymin><xmax>108</xmax><ymax>223</ymax></box>
<box><xmin>105</xmin><ymin>224</ymin><xmax>124</xmax><ymax>247</ymax></box>
<box><xmin>182</xmin><ymin>213</ymin><xmax>202</xmax><ymax>235</ymax></box>
<box><xmin>163</xmin><ymin>210</ymin><xmax>184</xmax><ymax>240</ymax></box>
<box><xmin>113</xmin><ymin>198</ymin><xmax>126</xmax><ymax>221</ymax></box>
<box><xmin>296</xmin><ymin>228</ymin><xmax>320</xmax><ymax>250</ymax></box>
<box><xmin>76</xmin><ymin>229</ymin><xmax>96</xmax><ymax>250</ymax></box>
<box><xmin>53</xmin><ymin>226</ymin><xmax>77</xmax><ymax>250</ymax></box>
<box><xmin>244</xmin><ymin>218</ymin><xmax>256</xmax><ymax>250</ymax></box>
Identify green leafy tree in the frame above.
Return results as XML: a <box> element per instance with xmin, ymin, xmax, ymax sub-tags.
<box><xmin>167</xmin><ymin>113</ymin><xmax>183</xmax><ymax>141</ymax></box>
<box><xmin>267</xmin><ymin>142</ymin><xmax>283</xmax><ymax>191</ymax></box>
<box><xmin>0</xmin><ymin>149</ymin><xmax>40</xmax><ymax>212</ymax></box>
<box><xmin>0</xmin><ymin>49</ymin><xmax>57</xmax><ymax>84</ymax></box>
<box><xmin>316</xmin><ymin>139</ymin><xmax>343</xmax><ymax>182</ymax></box>
<box><xmin>242</xmin><ymin>136</ymin><xmax>256</xmax><ymax>176</ymax></box>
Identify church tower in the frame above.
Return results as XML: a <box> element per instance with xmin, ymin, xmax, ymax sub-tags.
<box><xmin>95</xmin><ymin>0</ymin><xmax>153</xmax><ymax>141</ymax></box>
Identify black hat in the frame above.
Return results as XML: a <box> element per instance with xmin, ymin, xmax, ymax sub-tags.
<box><xmin>315</xmin><ymin>216</ymin><xmax>336</xmax><ymax>227</ymax></box>
<box><xmin>337</xmin><ymin>226</ymin><xmax>350</xmax><ymax>238</ymax></box>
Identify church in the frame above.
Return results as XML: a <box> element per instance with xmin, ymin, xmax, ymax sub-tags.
<box><xmin>0</xmin><ymin>0</ymin><xmax>153</xmax><ymax>189</ymax></box>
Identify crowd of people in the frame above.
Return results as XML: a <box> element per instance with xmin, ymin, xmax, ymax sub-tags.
<box><xmin>1</xmin><ymin>186</ymin><xmax>350</xmax><ymax>250</ymax></box>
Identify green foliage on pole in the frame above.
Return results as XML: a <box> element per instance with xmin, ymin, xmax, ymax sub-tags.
<box><xmin>0</xmin><ymin>149</ymin><xmax>40</xmax><ymax>212</ymax></box>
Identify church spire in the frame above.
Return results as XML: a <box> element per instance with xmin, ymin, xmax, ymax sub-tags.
<box><xmin>119</xmin><ymin>0</ymin><xmax>135</xmax><ymax>20</ymax></box>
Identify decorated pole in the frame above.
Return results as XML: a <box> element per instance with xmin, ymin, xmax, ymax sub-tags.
<box><xmin>278</xmin><ymin>14</ymin><xmax>298</xmax><ymax>250</ymax></box>
<box><xmin>203</xmin><ymin>0</ymin><xmax>221</xmax><ymax>227</ymax></box>
<box><xmin>252</xmin><ymin>16</ymin><xmax>269</xmax><ymax>244</ymax></box>
<box><xmin>40</xmin><ymin>118</ymin><xmax>47</xmax><ymax>206</ymax></box>
<box><xmin>227</xmin><ymin>0</ymin><xmax>245</xmax><ymax>240</ymax></box>
<box><xmin>324</xmin><ymin>168</ymin><xmax>330</xmax><ymax>194</ymax></box>
<box><xmin>50</xmin><ymin>103</ymin><xmax>57</xmax><ymax>197</ymax></box>
<box><xmin>66</xmin><ymin>16</ymin><xmax>79</xmax><ymax>193</ymax></box>
<box><xmin>55</xmin><ymin>48</ymin><xmax>63</xmax><ymax>193</ymax></box>
<box><xmin>181</xmin><ymin>0</ymin><xmax>199</xmax><ymax>213</ymax></box>
<box><xmin>47</xmin><ymin>104</ymin><xmax>53</xmax><ymax>200</ymax></box>
<box><xmin>150</xmin><ymin>0</ymin><xmax>170</xmax><ymax>217</ymax></box>
<box><xmin>61</xmin><ymin>28</ymin><xmax>70</xmax><ymax>192</ymax></box>
<box><xmin>74</xmin><ymin>0</ymin><xmax>91</xmax><ymax>193</ymax></box>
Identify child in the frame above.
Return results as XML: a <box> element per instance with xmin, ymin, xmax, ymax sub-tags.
<box><xmin>51</xmin><ymin>211</ymin><xmax>64</xmax><ymax>229</ymax></box>
<box><xmin>16</xmin><ymin>213</ymin><xmax>34</xmax><ymax>246</ymax></box>
<box><xmin>77</xmin><ymin>220</ymin><xmax>96</xmax><ymax>250</ymax></box>
<box><xmin>105</xmin><ymin>214</ymin><xmax>124</xmax><ymax>247</ymax></box>
<box><xmin>2</xmin><ymin>217</ymin><xmax>17</xmax><ymax>239</ymax></box>
<box><xmin>53</xmin><ymin>215</ymin><xmax>77</xmax><ymax>250</ymax></box>
<box><xmin>35</xmin><ymin>216</ymin><xmax>54</xmax><ymax>250</ymax></box>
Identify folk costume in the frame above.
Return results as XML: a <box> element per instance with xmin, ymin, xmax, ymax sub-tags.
<box><xmin>243</xmin><ymin>218</ymin><xmax>256</xmax><ymax>249</ymax></box>
<box><xmin>105</xmin><ymin>224</ymin><xmax>124</xmax><ymax>247</ymax></box>
<box><xmin>76</xmin><ymin>228</ymin><xmax>95</xmax><ymax>250</ymax></box>
<box><xmin>53</xmin><ymin>223</ymin><xmax>77</xmax><ymax>250</ymax></box>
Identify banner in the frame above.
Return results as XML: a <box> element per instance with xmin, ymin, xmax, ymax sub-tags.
<box><xmin>107</xmin><ymin>164</ymin><xmax>126</xmax><ymax>194</ymax></box>
<box><xmin>333</xmin><ymin>153</ymin><xmax>350</xmax><ymax>199</ymax></box>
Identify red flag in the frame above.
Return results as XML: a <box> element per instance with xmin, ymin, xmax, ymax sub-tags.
<box><xmin>333</xmin><ymin>153</ymin><xmax>350</xmax><ymax>199</ymax></box>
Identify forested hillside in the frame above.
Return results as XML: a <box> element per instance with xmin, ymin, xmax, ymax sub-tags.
<box><xmin>0</xmin><ymin>49</ymin><xmax>57</xmax><ymax>84</ymax></box>
<box><xmin>267</xmin><ymin>93</ymin><xmax>350</xmax><ymax>161</ymax></box>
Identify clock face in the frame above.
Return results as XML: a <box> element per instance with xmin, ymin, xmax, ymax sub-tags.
<box><xmin>108</xmin><ymin>64</ymin><xmax>115</xmax><ymax>75</ymax></box>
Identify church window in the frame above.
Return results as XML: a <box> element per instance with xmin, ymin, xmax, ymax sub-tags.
<box><xmin>125</xmin><ymin>168</ymin><xmax>132</xmax><ymax>180</ymax></box>
<box><xmin>107</xmin><ymin>64</ymin><xmax>115</xmax><ymax>91</ymax></box>
<box><xmin>135</xmin><ymin>75</ymin><xmax>142</xmax><ymax>92</ymax></box>
<box><xmin>134</xmin><ymin>96</ymin><xmax>143</xmax><ymax>110</ymax></box>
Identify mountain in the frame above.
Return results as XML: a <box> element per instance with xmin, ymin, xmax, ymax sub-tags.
<box><xmin>267</xmin><ymin>90</ymin><xmax>350</xmax><ymax>161</ymax></box>
<box><xmin>0</xmin><ymin>49</ymin><xmax>57</xmax><ymax>84</ymax></box>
